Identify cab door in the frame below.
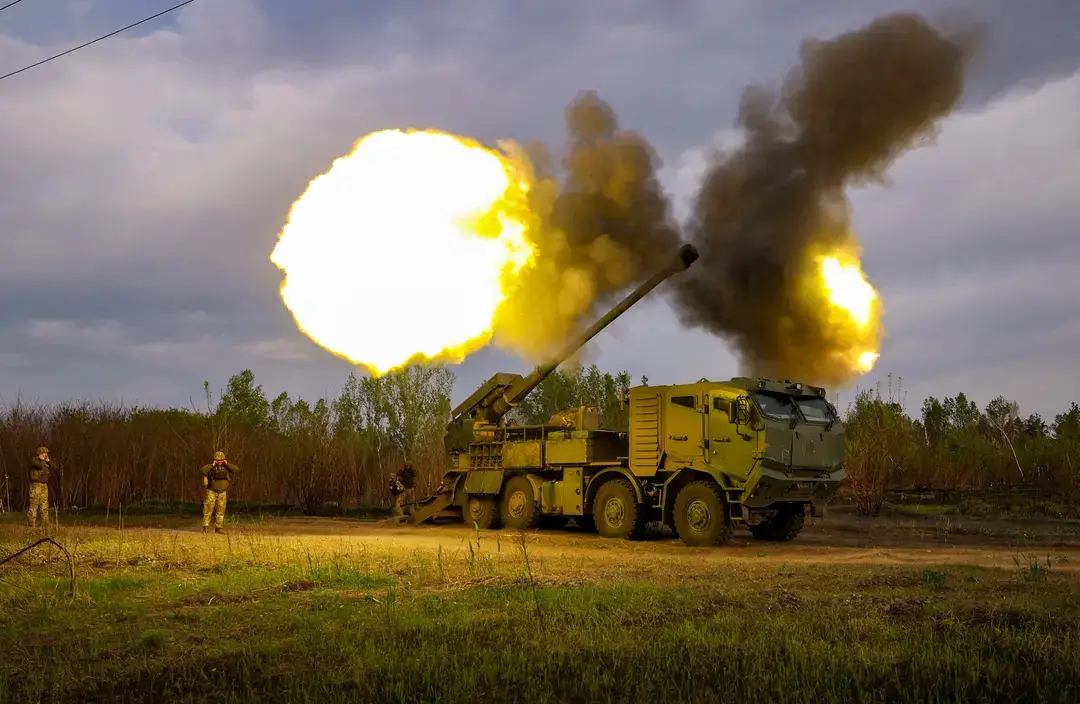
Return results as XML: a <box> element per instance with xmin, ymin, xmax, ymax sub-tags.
<box><xmin>705</xmin><ymin>392</ymin><xmax>753</xmax><ymax>482</ymax></box>
<box><xmin>665</xmin><ymin>392</ymin><xmax>703</xmax><ymax>464</ymax></box>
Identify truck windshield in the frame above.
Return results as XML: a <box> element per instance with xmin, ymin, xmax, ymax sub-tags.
<box><xmin>751</xmin><ymin>391</ymin><xmax>797</xmax><ymax>421</ymax></box>
<box><xmin>795</xmin><ymin>396</ymin><xmax>835</xmax><ymax>423</ymax></box>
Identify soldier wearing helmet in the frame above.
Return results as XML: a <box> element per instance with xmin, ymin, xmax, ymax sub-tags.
<box><xmin>388</xmin><ymin>468</ymin><xmax>407</xmax><ymax>518</ymax></box>
<box><xmin>200</xmin><ymin>450</ymin><xmax>240</xmax><ymax>534</ymax></box>
<box><xmin>27</xmin><ymin>446</ymin><xmax>56</xmax><ymax>529</ymax></box>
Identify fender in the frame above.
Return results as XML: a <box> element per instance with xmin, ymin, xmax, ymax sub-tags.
<box><xmin>585</xmin><ymin>468</ymin><xmax>646</xmax><ymax>508</ymax></box>
<box><xmin>665</xmin><ymin>465</ymin><xmax>738</xmax><ymax>492</ymax></box>
<box><xmin>660</xmin><ymin>467</ymin><xmax>736</xmax><ymax>527</ymax></box>
<box><xmin>462</xmin><ymin>469</ymin><xmax>504</xmax><ymax>496</ymax></box>
<box><xmin>448</xmin><ymin>472</ymin><xmax>469</xmax><ymax>504</ymax></box>
<box><xmin>523</xmin><ymin>473</ymin><xmax>544</xmax><ymax>502</ymax></box>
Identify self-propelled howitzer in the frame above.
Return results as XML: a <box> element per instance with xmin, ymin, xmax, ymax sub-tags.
<box><xmin>408</xmin><ymin>241</ymin><xmax>849</xmax><ymax>547</ymax></box>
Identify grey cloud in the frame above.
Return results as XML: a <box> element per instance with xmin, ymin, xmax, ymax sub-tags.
<box><xmin>849</xmin><ymin>71</ymin><xmax>1080</xmax><ymax>283</ymax></box>
<box><xmin>23</xmin><ymin>317</ymin><xmax>125</xmax><ymax>349</ymax></box>
<box><xmin>0</xmin><ymin>354</ymin><xmax>27</xmax><ymax>369</ymax></box>
<box><xmin>1</xmin><ymin>0</ymin><xmax>1078</xmax><ymax>418</ymax></box>
<box><xmin>0</xmin><ymin>313</ymin><xmax>344</xmax><ymax>408</ymax></box>
<box><xmin>846</xmin><ymin>72</ymin><xmax>1080</xmax><ymax>417</ymax></box>
<box><xmin>878</xmin><ymin>253</ymin><xmax>1080</xmax><ymax>376</ymax></box>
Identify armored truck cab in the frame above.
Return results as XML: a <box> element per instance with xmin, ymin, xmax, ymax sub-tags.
<box><xmin>622</xmin><ymin>376</ymin><xmax>846</xmax><ymax>544</ymax></box>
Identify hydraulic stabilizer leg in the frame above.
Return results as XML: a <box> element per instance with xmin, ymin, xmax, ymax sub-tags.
<box><xmin>407</xmin><ymin>475</ymin><xmax>461</xmax><ymax>525</ymax></box>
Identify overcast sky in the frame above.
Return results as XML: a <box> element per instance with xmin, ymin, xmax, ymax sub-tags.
<box><xmin>1</xmin><ymin>0</ymin><xmax>1077</xmax><ymax>421</ymax></box>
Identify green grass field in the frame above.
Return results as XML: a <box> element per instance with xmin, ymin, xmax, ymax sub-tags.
<box><xmin>0</xmin><ymin>508</ymin><xmax>1078</xmax><ymax>703</ymax></box>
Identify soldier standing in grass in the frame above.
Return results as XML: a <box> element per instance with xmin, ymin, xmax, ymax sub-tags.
<box><xmin>201</xmin><ymin>451</ymin><xmax>239</xmax><ymax>534</ymax></box>
<box><xmin>27</xmin><ymin>446</ymin><xmax>54</xmax><ymax>529</ymax></box>
<box><xmin>388</xmin><ymin>468</ymin><xmax>407</xmax><ymax>518</ymax></box>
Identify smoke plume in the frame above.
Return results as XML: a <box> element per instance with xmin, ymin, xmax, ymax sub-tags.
<box><xmin>672</xmin><ymin>12</ymin><xmax>980</xmax><ymax>385</ymax></box>
<box><xmin>493</xmin><ymin>12</ymin><xmax>979</xmax><ymax>385</ymax></box>
<box><xmin>492</xmin><ymin>92</ymin><xmax>682</xmax><ymax>360</ymax></box>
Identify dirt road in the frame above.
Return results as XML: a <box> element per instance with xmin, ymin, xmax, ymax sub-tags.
<box><xmin>178</xmin><ymin>511</ymin><xmax>1080</xmax><ymax>575</ymax></box>
<box><xmin>6</xmin><ymin>508</ymin><xmax>1078</xmax><ymax>576</ymax></box>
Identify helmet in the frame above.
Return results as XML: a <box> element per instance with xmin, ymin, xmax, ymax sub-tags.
<box><xmin>37</xmin><ymin>446</ymin><xmax>48</xmax><ymax>455</ymax></box>
<box><xmin>214</xmin><ymin>451</ymin><xmax>226</xmax><ymax>461</ymax></box>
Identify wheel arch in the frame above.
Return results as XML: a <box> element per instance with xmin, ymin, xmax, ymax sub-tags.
<box><xmin>661</xmin><ymin>468</ymin><xmax>736</xmax><ymax>529</ymax></box>
<box><xmin>522</xmin><ymin>473</ymin><xmax>544</xmax><ymax>502</ymax></box>
<box><xmin>447</xmin><ymin>471</ymin><xmax>469</xmax><ymax>507</ymax></box>
<box><xmin>585</xmin><ymin>468</ymin><xmax>645</xmax><ymax>511</ymax></box>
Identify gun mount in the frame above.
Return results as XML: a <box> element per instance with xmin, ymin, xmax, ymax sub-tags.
<box><xmin>447</xmin><ymin>243</ymin><xmax>699</xmax><ymax>436</ymax></box>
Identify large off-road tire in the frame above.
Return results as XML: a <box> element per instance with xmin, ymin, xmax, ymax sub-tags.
<box><xmin>593</xmin><ymin>478</ymin><xmax>646</xmax><ymax>540</ymax></box>
<box><xmin>673</xmin><ymin>481</ymin><xmax>733</xmax><ymax>547</ymax></box>
<box><xmin>749</xmin><ymin>503</ymin><xmax>806</xmax><ymax>542</ymax></box>
<box><xmin>500</xmin><ymin>475</ymin><xmax>541</xmax><ymax>531</ymax></box>
<box><xmin>463</xmin><ymin>495</ymin><xmax>502</xmax><ymax>530</ymax></box>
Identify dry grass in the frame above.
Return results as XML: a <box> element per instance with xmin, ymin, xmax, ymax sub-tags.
<box><xmin>0</xmin><ymin>513</ymin><xmax>1079</xmax><ymax>703</ymax></box>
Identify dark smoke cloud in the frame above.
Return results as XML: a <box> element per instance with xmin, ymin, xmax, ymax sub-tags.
<box><xmin>492</xmin><ymin>91</ymin><xmax>682</xmax><ymax>361</ymax></box>
<box><xmin>548</xmin><ymin>93</ymin><xmax>683</xmax><ymax>271</ymax></box>
<box><xmin>671</xmin><ymin>12</ymin><xmax>981</xmax><ymax>386</ymax></box>
<box><xmin>495</xmin><ymin>12</ymin><xmax>979</xmax><ymax>385</ymax></box>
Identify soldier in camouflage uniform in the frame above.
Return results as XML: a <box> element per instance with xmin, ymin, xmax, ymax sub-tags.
<box><xmin>201</xmin><ymin>451</ymin><xmax>240</xmax><ymax>534</ymax></box>
<box><xmin>388</xmin><ymin>469</ymin><xmax>406</xmax><ymax>518</ymax></box>
<box><xmin>27</xmin><ymin>446</ymin><xmax>55</xmax><ymax>528</ymax></box>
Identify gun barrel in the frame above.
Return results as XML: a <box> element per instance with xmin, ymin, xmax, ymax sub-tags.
<box><xmin>482</xmin><ymin>243</ymin><xmax>699</xmax><ymax>423</ymax></box>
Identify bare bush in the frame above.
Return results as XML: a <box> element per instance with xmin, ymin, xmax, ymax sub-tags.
<box><xmin>2</xmin><ymin>366</ymin><xmax>1079</xmax><ymax>513</ymax></box>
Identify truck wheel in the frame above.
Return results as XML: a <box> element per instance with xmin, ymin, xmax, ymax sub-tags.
<box><xmin>593</xmin><ymin>479</ymin><xmax>645</xmax><ymax>540</ymax></box>
<box><xmin>673</xmin><ymin>481</ymin><xmax>732</xmax><ymax>547</ymax></box>
<box><xmin>749</xmin><ymin>504</ymin><xmax>805</xmax><ymax>541</ymax></box>
<box><xmin>500</xmin><ymin>476</ymin><xmax>541</xmax><ymax>530</ymax></box>
<box><xmin>464</xmin><ymin>495</ymin><xmax>502</xmax><ymax>530</ymax></box>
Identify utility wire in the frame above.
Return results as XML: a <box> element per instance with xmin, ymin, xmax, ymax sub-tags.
<box><xmin>0</xmin><ymin>0</ymin><xmax>27</xmax><ymax>13</ymax></box>
<box><xmin>0</xmin><ymin>0</ymin><xmax>199</xmax><ymax>83</ymax></box>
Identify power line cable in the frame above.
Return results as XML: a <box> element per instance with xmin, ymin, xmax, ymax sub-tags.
<box><xmin>0</xmin><ymin>0</ymin><xmax>28</xmax><ymax>13</ymax></box>
<box><xmin>0</xmin><ymin>0</ymin><xmax>199</xmax><ymax>82</ymax></box>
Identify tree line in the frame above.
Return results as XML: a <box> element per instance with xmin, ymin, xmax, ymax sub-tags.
<box><xmin>1</xmin><ymin>367</ymin><xmax>1077</xmax><ymax>514</ymax></box>
<box><xmin>843</xmin><ymin>375</ymin><xmax>1080</xmax><ymax>513</ymax></box>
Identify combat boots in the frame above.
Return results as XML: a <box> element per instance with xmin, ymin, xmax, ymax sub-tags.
<box><xmin>215</xmin><ymin>527</ymin><xmax>225</xmax><ymax>535</ymax></box>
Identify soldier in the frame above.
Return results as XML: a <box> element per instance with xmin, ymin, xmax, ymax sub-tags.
<box><xmin>388</xmin><ymin>468</ymin><xmax>406</xmax><ymax>518</ymax></box>
<box><xmin>27</xmin><ymin>446</ymin><xmax>54</xmax><ymax>528</ymax></box>
<box><xmin>200</xmin><ymin>451</ymin><xmax>240</xmax><ymax>534</ymax></box>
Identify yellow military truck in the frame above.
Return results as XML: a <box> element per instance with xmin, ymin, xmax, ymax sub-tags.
<box><xmin>408</xmin><ymin>244</ymin><xmax>847</xmax><ymax>546</ymax></box>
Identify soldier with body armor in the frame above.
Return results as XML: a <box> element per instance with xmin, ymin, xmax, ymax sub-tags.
<box><xmin>27</xmin><ymin>446</ymin><xmax>55</xmax><ymax>529</ymax></box>
<box><xmin>388</xmin><ymin>470</ymin><xmax>406</xmax><ymax>518</ymax></box>
<box><xmin>201</xmin><ymin>451</ymin><xmax>240</xmax><ymax>533</ymax></box>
